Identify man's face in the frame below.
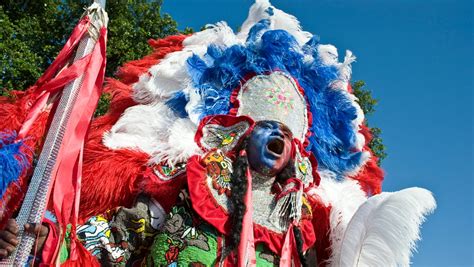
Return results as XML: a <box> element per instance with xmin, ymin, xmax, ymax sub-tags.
<box><xmin>246</xmin><ymin>120</ymin><xmax>293</xmax><ymax>176</ymax></box>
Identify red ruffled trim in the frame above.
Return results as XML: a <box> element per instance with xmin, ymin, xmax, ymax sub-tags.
<box><xmin>294</xmin><ymin>138</ymin><xmax>320</xmax><ymax>187</ymax></box>
<box><xmin>228</xmin><ymin>72</ymin><xmax>256</xmax><ymax>116</ymax></box>
<box><xmin>186</xmin><ymin>155</ymin><xmax>231</xmax><ymax>234</ymax></box>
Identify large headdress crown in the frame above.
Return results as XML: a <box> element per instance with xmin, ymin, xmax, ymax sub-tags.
<box><xmin>103</xmin><ymin>0</ymin><xmax>380</xmax><ymax>192</ymax></box>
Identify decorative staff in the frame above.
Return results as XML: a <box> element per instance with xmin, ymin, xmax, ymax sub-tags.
<box><xmin>0</xmin><ymin>1</ymin><xmax>107</xmax><ymax>265</ymax></box>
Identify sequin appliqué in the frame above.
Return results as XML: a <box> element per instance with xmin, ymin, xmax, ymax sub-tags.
<box><xmin>265</xmin><ymin>86</ymin><xmax>295</xmax><ymax>112</ymax></box>
<box><xmin>203</xmin><ymin>150</ymin><xmax>233</xmax><ymax>196</ymax></box>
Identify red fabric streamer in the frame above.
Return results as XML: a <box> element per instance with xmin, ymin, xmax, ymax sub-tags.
<box><xmin>17</xmin><ymin>17</ymin><xmax>91</xmax><ymax>140</ymax></box>
<box><xmin>279</xmin><ymin>223</ymin><xmax>299</xmax><ymax>267</ymax></box>
<box><xmin>0</xmin><ymin>14</ymin><xmax>105</xmax><ymax>264</ymax></box>
<box><xmin>39</xmin><ymin>218</ymin><xmax>59</xmax><ymax>265</ymax></box>
<box><xmin>0</xmin><ymin>17</ymin><xmax>93</xmax><ymax>229</ymax></box>
<box><xmin>46</xmin><ymin>28</ymin><xmax>107</xmax><ymax>265</ymax></box>
<box><xmin>18</xmin><ymin>52</ymin><xmax>93</xmax><ymax>140</ymax></box>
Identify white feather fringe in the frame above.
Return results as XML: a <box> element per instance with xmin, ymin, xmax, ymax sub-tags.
<box><xmin>183</xmin><ymin>22</ymin><xmax>241</xmax><ymax>48</ymax></box>
<box><xmin>340</xmin><ymin>50</ymin><xmax>356</xmax><ymax>82</ymax></box>
<box><xmin>308</xmin><ymin>171</ymin><xmax>368</xmax><ymax>263</ymax></box>
<box><xmin>333</xmin><ymin>187</ymin><xmax>436</xmax><ymax>267</ymax></box>
<box><xmin>149</xmin><ymin>118</ymin><xmax>201</xmax><ymax>166</ymax></box>
<box><xmin>132</xmin><ymin>22</ymin><xmax>239</xmax><ymax>107</ymax></box>
<box><xmin>317</xmin><ymin>44</ymin><xmax>339</xmax><ymax>66</ymax></box>
<box><xmin>103</xmin><ymin>103</ymin><xmax>177</xmax><ymax>154</ymax></box>
<box><xmin>103</xmin><ymin>103</ymin><xmax>201</xmax><ymax>165</ymax></box>
<box><xmin>133</xmin><ymin>50</ymin><xmax>194</xmax><ymax>105</ymax></box>
<box><xmin>237</xmin><ymin>0</ymin><xmax>312</xmax><ymax>44</ymax></box>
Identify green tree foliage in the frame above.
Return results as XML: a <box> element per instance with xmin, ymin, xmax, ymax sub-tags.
<box><xmin>352</xmin><ymin>80</ymin><xmax>387</xmax><ymax>163</ymax></box>
<box><xmin>0</xmin><ymin>0</ymin><xmax>186</xmax><ymax>95</ymax></box>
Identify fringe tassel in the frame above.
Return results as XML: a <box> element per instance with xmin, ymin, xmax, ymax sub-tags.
<box><xmin>272</xmin><ymin>178</ymin><xmax>303</xmax><ymax>229</ymax></box>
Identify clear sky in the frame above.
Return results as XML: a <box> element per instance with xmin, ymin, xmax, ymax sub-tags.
<box><xmin>162</xmin><ymin>0</ymin><xmax>473</xmax><ymax>266</ymax></box>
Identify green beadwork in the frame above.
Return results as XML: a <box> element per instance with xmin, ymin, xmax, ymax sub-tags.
<box><xmin>149</xmin><ymin>206</ymin><xmax>218</xmax><ymax>266</ymax></box>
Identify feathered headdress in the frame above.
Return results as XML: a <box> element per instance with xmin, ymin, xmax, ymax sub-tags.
<box><xmin>91</xmin><ymin>0</ymin><xmax>382</xmax><ymax>198</ymax></box>
<box><xmin>74</xmin><ymin>1</ymin><xmax>389</xmax><ymax>264</ymax></box>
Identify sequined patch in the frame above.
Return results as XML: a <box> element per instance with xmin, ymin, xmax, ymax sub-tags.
<box><xmin>237</xmin><ymin>72</ymin><xmax>308</xmax><ymax>141</ymax></box>
<box><xmin>203</xmin><ymin>150</ymin><xmax>233</xmax><ymax>196</ymax></box>
<box><xmin>153</xmin><ymin>162</ymin><xmax>186</xmax><ymax>181</ymax></box>
<box><xmin>294</xmin><ymin>148</ymin><xmax>314</xmax><ymax>187</ymax></box>
<box><xmin>77</xmin><ymin>216</ymin><xmax>120</xmax><ymax>260</ymax></box>
<box><xmin>265</xmin><ymin>86</ymin><xmax>295</xmax><ymax>112</ymax></box>
<box><xmin>150</xmin><ymin>204</ymin><xmax>218</xmax><ymax>266</ymax></box>
<box><xmin>150</xmin><ymin>199</ymin><xmax>280</xmax><ymax>266</ymax></box>
<box><xmin>201</xmin><ymin>121</ymin><xmax>251</xmax><ymax>153</ymax></box>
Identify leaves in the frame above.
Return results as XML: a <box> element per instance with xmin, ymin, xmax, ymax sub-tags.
<box><xmin>105</xmin><ymin>0</ymin><xmax>179</xmax><ymax>76</ymax></box>
<box><xmin>0</xmin><ymin>0</ymin><xmax>184</xmax><ymax>113</ymax></box>
<box><xmin>352</xmin><ymin>80</ymin><xmax>387</xmax><ymax>163</ymax></box>
<box><xmin>0</xmin><ymin>0</ymin><xmax>181</xmax><ymax>91</ymax></box>
<box><xmin>93</xmin><ymin>93</ymin><xmax>111</xmax><ymax>117</ymax></box>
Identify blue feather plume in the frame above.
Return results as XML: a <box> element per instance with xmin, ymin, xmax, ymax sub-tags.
<box><xmin>166</xmin><ymin>91</ymin><xmax>189</xmax><ymax>118</ymax></box>
<box><xmin>0</xmin><ymin>131</ymin><xmax>30</xmax><ymax>198</ymax></box>
<box><xmin>185</xmin><ymin>24</ymin><xmax>363</xmax><ymax>175</ymax></box>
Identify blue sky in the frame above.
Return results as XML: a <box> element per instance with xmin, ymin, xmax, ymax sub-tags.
<box><xmin>162</xmin><ymin>0</ymin><xmax>473</xmax><ymax>266</ymax></box>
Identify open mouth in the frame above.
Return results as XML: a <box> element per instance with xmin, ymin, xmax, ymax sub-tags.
<box><xmin>267</xmin><ymin>137</ymin><xmax>285</xmax><ymax>155</ymax></box>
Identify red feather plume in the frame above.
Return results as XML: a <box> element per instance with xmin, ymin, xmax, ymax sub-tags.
<box><xmin>79</xmin><ymin>35</ymin><xmax>188</xmax><ymax>221</ymax></box>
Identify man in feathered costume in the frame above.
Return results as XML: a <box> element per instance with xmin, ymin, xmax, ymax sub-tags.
<box><xmin>0</xmin><ymin>1</ymin><xmax>435</xmax><ymax>266</ymax></box>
